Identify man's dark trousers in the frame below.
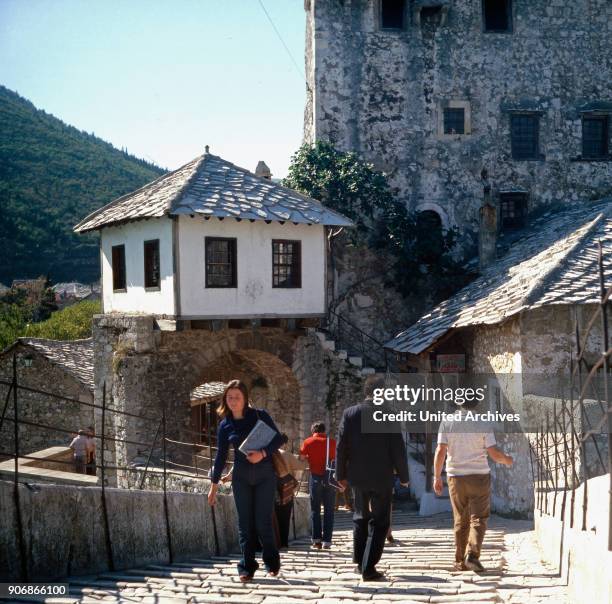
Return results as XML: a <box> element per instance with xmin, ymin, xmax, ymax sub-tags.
<box><xmin>309</xmin><ymin>473</ymin><xmax>336</xmax><ymax>543</ymax></box>
<box><xmin>353</xmin><ymin>487</ymin><xmax>392</xmax><ymax>573</ymax></box>
<box><xmin>336</xmin><ymin>402</ymin><xmax>409</xmax><ymax>577</ymax></box>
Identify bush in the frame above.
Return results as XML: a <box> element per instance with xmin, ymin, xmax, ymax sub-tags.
<box><xmin>283</xmin><ymin>141</ymin><xmax>471</xmax><ymax>301</ymax></box>
<box><xmin>0</xmin><ymin>304</ymin><xmax>32</xmax><ymax>351</ymax></box>
<box><xmin>23</xmin><ymin>300</ymin><xmax>101</xmax><ymax>341</ymax></box>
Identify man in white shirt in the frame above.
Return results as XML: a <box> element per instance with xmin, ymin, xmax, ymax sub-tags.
<box><xmin>69</xmin><ymin>430</ymin><xmax>90</xmax><ymax>474</ymax></box>
<box><xmin>433</xmin><ymin>407</ymin><xmax>513</xmax><ymax>572</ymax></box>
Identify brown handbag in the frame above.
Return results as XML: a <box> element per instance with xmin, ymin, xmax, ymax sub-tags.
<box><xmin>277</xmin><ymin>473</ymin><xmax>299</xmax><ymax>505</ymax></box>
<box><xmin>272</xmin><ymin>450</ymin><xmax>290</xmax><ymax>477</ymax></box>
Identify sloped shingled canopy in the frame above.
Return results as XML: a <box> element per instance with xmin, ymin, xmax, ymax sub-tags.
<box><xmin>74</xmin><ymin>152</ymin><xmax>354</xmax><ymax>233</ymax></box>
<box><xmin>385</xmin><ymin>199</ymin><xmax>612</xmax><ymax>355</ymax></box>
<box><xmin>190</xmin><ymin>381</ymin><xmax>226</xmax><ymax>404</ymax></box>
<box><xmin>2</xmin><ymin>338</ymin><xmax>94</xmax><ymax>392</ymax></box>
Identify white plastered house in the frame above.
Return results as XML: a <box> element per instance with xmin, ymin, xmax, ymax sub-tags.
<box><xmin>74</xmin><ymin>150</ymin><xmax>353</xmax><ymax>320</ymax></box>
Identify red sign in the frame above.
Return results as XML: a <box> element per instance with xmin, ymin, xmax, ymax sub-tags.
<box><xmin>436</xmin><ymin>354</ymin><xmax>466</xmax><ymax>373</ymax></box>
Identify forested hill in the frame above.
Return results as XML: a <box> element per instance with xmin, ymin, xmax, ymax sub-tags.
<box><xmin>0</xmin><ymin>85</ymin><xmax>165</xmax><ymax>284</ymax></box>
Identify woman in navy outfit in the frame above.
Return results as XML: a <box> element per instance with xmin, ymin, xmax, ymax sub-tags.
<box><xmin>208</xmin><ymin>379</ymin><xmax>284</xmax><ymax>582</ymax></box>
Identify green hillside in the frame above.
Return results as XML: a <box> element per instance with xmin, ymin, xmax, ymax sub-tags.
<box><xmin>0</xmin><ymin>85</ymin><xmax>165</xmax><ymax>285</ymax></box>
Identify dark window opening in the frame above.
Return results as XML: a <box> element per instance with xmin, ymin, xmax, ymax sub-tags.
<box><xmin>483</xmin><ymin>0</ymin><xmax>511</xmax><ymax>32</ymax></box>
<box><xmin>417</xmin><ymin>210</ymin><xmax>442</xmax><ymax>232</ymax></box>
<box><xmin>510</xmin><ymin>114</ymin><xmax>540</xmax><ymax>160</ymax></box>
<box><xmin>582</xmin><ymin>115</ymin><xmax>609</xmax><ymax>159</ymax></box>
<box><xmin>420</xmin><ymin>6</ymin><xmax>442</xmax><ymax>27</ymax></box>
<box><xmin>416</xmin><ymin>211</ymin><xmax>443</xmax><ymax>264</ymax></box>
<box><xmin>144</xmin><ymin>239</ymin><xmax>160</xmax><ymax>289</ymax></box>
<box><xmin>499</xmin><ymin>192</ymin><xmax>528</xmax><ymax>230</ymax></box>
<box><xmin>381</xmin><ymin>0</ymin><xmax>405</xmax><ymax>29</ymax></box>
<box><xmin>111</xmin><ymin>245</ymin><xmax>126</xmax><ymax>292</ymax></box>
<box><xmin>191</xmin><ymin>401</ymin><xmax>220</xmax><ymax>446</ymax></box>
<box><xmin>444</xmin><ymin>107</ymin><xmax>465</xmax><ymax>134</ymax></box>
<box><xmin>272</xmin><ymin>240</ymin><xmax>301</xmax><ymax>288</ymax></box>
<box><xmin>205</xmin><ymin>237</ymin><xmax>237</xmax><ymax>288</ymax></box>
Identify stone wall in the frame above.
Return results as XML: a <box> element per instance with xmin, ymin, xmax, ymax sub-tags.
<box><xmin>293</xmin><ymin>330</ymin><xmax>365</xmax><ymax>439</ymax></box>
<box><xmin>0</xmin><ymin>346</ymin><xmax>93</xmax><ymax>458</ymax></box>
<box><xmin>329</xmin><ymin>235</ymin><xmax>434</xmax><ymax>348</ymax></box>
<box><xmin>305</xmin><ymin>0</ymin><xmax>612</xmax><ymax>255</ymax></box>
<box><xmin>0</xmin><ymin>479</ymin><xmax>311</xmax><ymax>581</ymax></box>
<box><xmin>468</xmin><ymin>317</ymin><xmax>533</xmax><ymax>516</ymax></box>
<box><xmin>458</xmin><ymin>304</ymin><xmax>606</xmax><ymax>516</ymax></box>
<box><xmin>520</xmin><ymin>304</ymin><xmax>604</xmax><ymax>374</ymax></box>
<box><xmin>93</xmin><ymin>315</ymin><xmax>367</xmax><ymax>486</ymax></box>
<box><xmin>535</xmin><ymin>473</ymin><xmax>611</xmax><ymax>604</ymax></box>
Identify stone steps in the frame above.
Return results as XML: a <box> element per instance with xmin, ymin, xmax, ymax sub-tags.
<box><xmin>313</xmin><ymin>329</ymin><xmax>378</xmax><ymax>376</ymax></box>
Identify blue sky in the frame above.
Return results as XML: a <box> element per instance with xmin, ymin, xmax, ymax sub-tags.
<box><xmin>0</xmin><ymin>0</ymin><xmax>307</xmax><ymax>177</ymax></box>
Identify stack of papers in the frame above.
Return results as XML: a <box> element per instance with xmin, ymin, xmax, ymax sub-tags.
<box><xmin>238</xmin><ymin>420</ymin><xmax>277</xmax><ymax>454</ymax></box>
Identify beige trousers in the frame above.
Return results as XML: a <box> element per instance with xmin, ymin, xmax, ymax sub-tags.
<box><xmin>447</xmin><ymin>474</ymin><xmax>491</xmax><ymax>562</ymax></box>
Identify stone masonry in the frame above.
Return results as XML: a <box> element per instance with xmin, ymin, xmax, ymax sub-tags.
<box><xmin>55</xmin><ymin>509</ymin><xmax>570</xmax><ymax>603</ymax></box>
<box><xmin>0</xmin><ymin>342</ymin><xmax>94</xmax><ymax>459</ymax></box>
<box><xmin>305</xmin><ymin>0</ymin><xmax>612</xmax><ymax>257</ymax></box>
<box><xmin>93</xmin><ymin>315</ymin><xmax>366</xmax><ymax>487</ymax></box>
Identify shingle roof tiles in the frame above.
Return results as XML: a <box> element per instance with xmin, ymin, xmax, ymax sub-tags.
<box><xmin>385</xmin><ymin>200</ymin><xmax>612</xmax><ymax>355</ymax></box>
<box><xmin>74</xmin><ymin>152</ymin><xmax>353</xmax><ymax>233</ymax></box>
<box><xmin>12</xmin><ymin>338</ymin><xmax>94</xmax><ymax>392</ymax></box>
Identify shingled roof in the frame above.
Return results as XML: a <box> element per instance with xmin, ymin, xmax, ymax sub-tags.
<box><xmin>385</xmin><ymin>199</ymin><xmax>612</xmax><ymax>355</ymax></box>
<box><xmin>74</xmin><ymin>151</ymin><xmax>354</xmax><ymax>233</ymax></box>
<box><xmin>190</xmin><ymin>381</ymin><xmax>226</xmax><ymax>404</ymax></box>
<box><xmin>3</xmin><ymin>338</ymin><xmax>94</xmax><ymax>392</ymax></box>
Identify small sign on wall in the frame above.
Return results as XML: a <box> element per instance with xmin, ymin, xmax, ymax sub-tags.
<box><xmin>436</xmin><ymin>354</ymin><xmax>466</xmax><ymax>373</ymax></box>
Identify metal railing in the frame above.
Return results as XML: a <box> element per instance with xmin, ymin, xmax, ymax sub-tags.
<box><xmin>324</xmin><ymin>307</ymin><xmax>392</xmax><ymax>371</ymax></box>
<box><xmin>530</xmin><ymin>242</ymin><xmax>612</xmax><ymax>561</ymax></box>
<box><xmin>0</xmin><ymin>366</ymin><xmax>235</xmax><ymax>580</ymax></box>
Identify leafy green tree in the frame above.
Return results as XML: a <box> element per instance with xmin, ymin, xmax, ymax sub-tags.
<box><xmin>0</xmin><ymin>298</ymin><xmax>100</xmax><ymax>350</ymax></box>
<box><xmin>283</xmin><ymin>141</ymin><xmax>470</xmax><ymax>300</ymax></box>
<box><xmin>0</xmin><ymin>303</ymin><xmax>32</xmax><ymax>351</ymax></box>
<box><xmin>24</xmin><ymin>300</ymin><xmax>101</xmax><ymax>341</ymax></box>
<box><xmin>0</xmin><ymin>85</ymin><xmax>165</xmax><ymax>284</ymax></box>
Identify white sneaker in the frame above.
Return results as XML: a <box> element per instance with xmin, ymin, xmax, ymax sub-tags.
<box><xmin>322</xmin><ymin>542</ymin><xmax>332</xmax><ymax>549</ymax></box>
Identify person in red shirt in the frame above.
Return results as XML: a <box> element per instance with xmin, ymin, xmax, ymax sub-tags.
<box><xmin>300</xmin><ymin>421</ymin><xmax>337</xmax><ymax>549</ymax></box>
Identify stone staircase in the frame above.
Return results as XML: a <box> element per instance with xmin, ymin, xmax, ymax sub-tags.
<box><xmin>312</xmin><ymin>329</ymin><xmax>378</xmax><ymax>377</ymax></box>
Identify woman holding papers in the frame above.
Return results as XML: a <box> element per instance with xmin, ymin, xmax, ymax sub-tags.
<box><xmin>207</xmin><ymin>379</ymin><xmax>284</xmax><ymax>582</ymax></box>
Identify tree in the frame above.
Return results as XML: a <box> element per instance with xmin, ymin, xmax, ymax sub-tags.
<box><xmin>24</xmin><ymin>300</ymin><xmax>101</xmax><ymax>341</ymax></box>
<box><xmin>0</xmin><ymin>298</ymin><xmax>100</xmax><ymax>350</ymax></box>
<box><xmin>283</xmin><ymin>141</ymin><xmax>470</xmax><ymax>300</ymax></box>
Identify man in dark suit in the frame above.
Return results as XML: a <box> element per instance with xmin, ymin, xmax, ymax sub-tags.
<box><xmin>336</xmin><ymin>376</ymin><xmax>409</xmax><ymax>581</ymax></box>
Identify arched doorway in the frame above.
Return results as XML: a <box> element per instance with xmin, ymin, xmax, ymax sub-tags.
<box><xmin>190</xmin><ymin>349</ymin><xmax>302</xmax><ymax>452</ymax></box>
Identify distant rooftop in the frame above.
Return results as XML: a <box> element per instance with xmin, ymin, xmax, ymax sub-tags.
<box><xmin>52</xmin><ymin>282</ymin><xmax>100</xmax><ymax>298</ymax></box>
<box><xmin>386</xmin><ymin>199</ymin><xmax>612</xmax><ymax>355</ymax></box>
<box><xmin>74</xmin><ymin>151</ymin><xmax>354</xmax><ymax>233</ymax></box>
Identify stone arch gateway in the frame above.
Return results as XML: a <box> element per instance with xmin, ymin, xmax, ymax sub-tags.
<box><xmin>93</xmin><ymin>315</ymin><xmax>314</xmax><ymax>487</ymax></box>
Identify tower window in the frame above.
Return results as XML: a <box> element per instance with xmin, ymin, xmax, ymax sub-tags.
<box><xmin>205</xmin><ymin>237</ymin><xmax>237</xmax><ymax>288</ymax></box>
<box><xmin>483</xmin><ymin>0</ymin><xmax>512</xmax><ymax>32</ymax></box>
<box><xmin>381</xmin><ymin>0</ymin><xmax>405</xmax><ymax>30</ymax></box>
<box><xmin>510</xmin><ymin>114</ymin><xmax>540</xmax><ymax>160</ymax></box>
<box><xmin>499</xmin><ymin>192</ymin><xmax>527</xmax><ymax>230</ymax></box>
<box><xmin>144</xmin><ymin>239</ymin><xmax>160</xmax><ymax>290</ymax></box>
<box><xmin>582</xmin><ymin>115</ymin><xmax>609</xmax><ymax>159</ymax></box>
<box><xmin>444</xmin><ymin>108</ymin><xmax>465</xmax><ymax>134</ymax></box>
<box><xmin>111</xmin><ymin>245</ymin><xmax>126</xmax><ymax>292</ymax></box>
<box><xmin>272</xmin><ymin>240</ymin><xmax>301</xmax><ymax>288</ymax></box>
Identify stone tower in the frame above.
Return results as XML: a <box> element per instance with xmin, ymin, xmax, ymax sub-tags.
<box><xmin>304</xmin><ymin>0</ymin><xmax>612</xmax><ymax>256</ymax></box>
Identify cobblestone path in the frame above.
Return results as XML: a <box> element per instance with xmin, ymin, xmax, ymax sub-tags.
<box><xmin>38</xmin><ymin>510</ymin><xmax>570</xmax><ymax>603</ymax></box>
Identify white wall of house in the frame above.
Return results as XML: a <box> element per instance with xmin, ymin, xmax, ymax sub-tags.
<box><xmin>100</xmin><ymin>218</ymin><xmax>175</xmax><ymax>315</ymax></box>
<box><xmin>178</xmin><ymin>216</ymin><xmax>326</xmax><ymax>318</ymax></box>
